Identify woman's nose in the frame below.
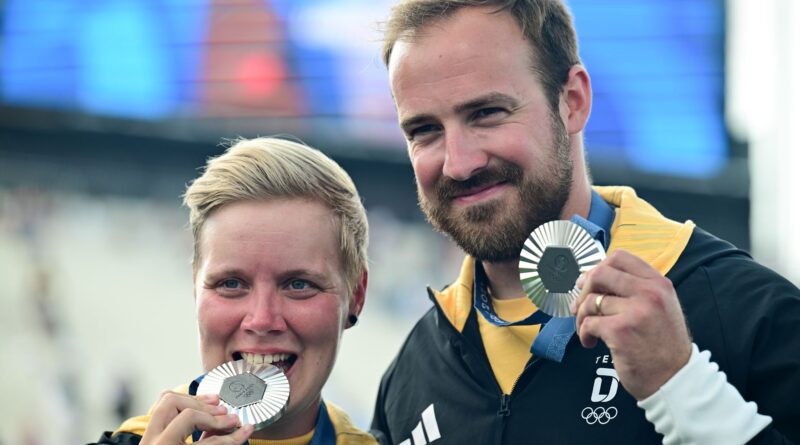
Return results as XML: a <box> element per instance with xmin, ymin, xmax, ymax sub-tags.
<box><xmin>240</xmin><ymin>290</ymin><xmax>287</xmax><ymax>336</ymax></box>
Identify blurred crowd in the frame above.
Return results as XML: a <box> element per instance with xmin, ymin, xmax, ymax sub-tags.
<box><xmin>0</xmin><ymin>186</ymin><xmax>461</xmax><ymax>444</ymax></box>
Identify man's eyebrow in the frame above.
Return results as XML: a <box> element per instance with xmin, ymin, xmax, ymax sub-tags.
<box><xmin>454</xmin><ymin>92</ymin><xmax>519</xmax><ymax>114</ymax></box>
<box><xmin>399</xmin><ymin>92</ymin><xmax>519</xmax><ymax>133</ymax></box>
<box><xmin>399</xmin><ymin>114</ymin><xmax>436</xmax><ymax>135</ymax></box>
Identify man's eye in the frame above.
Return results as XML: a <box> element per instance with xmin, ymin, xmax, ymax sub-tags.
<box><xmin>220</xmin><ymin>279</ymin><xmax>242</xmax><ymax>289</ymax></box>
<box><xmin>409</xmin><ymin>124</ymin><xmax>439</xmax><ymax>140</ymax></box>
<box><xmin>474</xmin><ymin>107</ymin><xmax>504</xmax><ymax>119</ymax></box>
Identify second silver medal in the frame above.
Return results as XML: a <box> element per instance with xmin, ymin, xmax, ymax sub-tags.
<box><xmin>519</xmin><ymin>220</ymin><xmax>605</xmax><ymax>317</ymax></box>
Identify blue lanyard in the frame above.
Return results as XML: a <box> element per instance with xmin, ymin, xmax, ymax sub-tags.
<box><xmin>473</xmin><ymin>260</ymin><xmax>552</xmax><ymax>326</ymax></box>
<box><xmin>472</xmin><ymin>191</ymin><xmax>614</xmax><ymax>362</ymax></box>
<box><xmin>309</xmin><ymin>401</ymin><xmax>337</xmax><ymax>445</ymax></box>
<box><xmin>189</xmin><ymin>375</ymin><xmax>337</xmax><ymax>445</ymax></box>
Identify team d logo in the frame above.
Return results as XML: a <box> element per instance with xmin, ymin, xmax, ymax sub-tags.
<box><xmin>582</xmin><ymin>367</ymin><xmax>620</xmax><ymax>425</ymax></box>
<box><xmin>591</xmin><ymin>368</ymin><xmax>619</xmax><ymax>402</ymax></box>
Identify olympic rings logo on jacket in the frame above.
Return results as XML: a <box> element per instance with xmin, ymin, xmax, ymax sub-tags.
<box><xmin>581</xmin><ymin>406</ymin><xmax>618</xmax><ymax>425</ymax></box>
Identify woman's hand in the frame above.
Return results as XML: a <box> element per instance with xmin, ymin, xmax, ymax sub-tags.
<box><xmin>139</xmin><ymin>391</ymin><xmax>253</xmax><ymax>445</ymax></box>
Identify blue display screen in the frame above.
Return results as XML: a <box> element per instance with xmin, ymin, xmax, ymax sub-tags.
<box><xmin>572</xmin><ymin>0</ymin><xmax>726</xmax><ymax>176</ymax></box>
<box><xmin>1</xmin><ymin>0</ymin><xmax>726</xmax><ymax>178</ymax></box>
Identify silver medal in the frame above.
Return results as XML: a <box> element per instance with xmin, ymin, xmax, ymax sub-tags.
<box><xmin>519</xmin><ymin>220</ymin><xmax>605</xmax><ymax>317</ymax></box>
<box><xmin>196</xmin><ymin>359</ymin><xmax>290</xmax><ymax>431</ymax></box>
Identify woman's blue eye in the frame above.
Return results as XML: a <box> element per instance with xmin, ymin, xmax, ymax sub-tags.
<box><xmin>221</xmin><ymin>279</ymin><xmax>241</xmax><ymax>289</ymax></box>
<box><xmin>289</xmin><ymin>279</ymin><xmax>309</xmax><ymax>290</ymax></box>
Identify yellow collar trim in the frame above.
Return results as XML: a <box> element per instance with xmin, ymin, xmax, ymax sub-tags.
<box><xmin>249</xmin><ymin>429</ymin><xmax>314</xmax><ymax>445</ymax></box>
<box><xmin>432</xmin><ymin>185</ymin><xmax>695</xmax><ymax>332</ymax></box>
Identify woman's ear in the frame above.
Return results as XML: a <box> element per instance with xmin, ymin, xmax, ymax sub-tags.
<box><xmin>346</xmin><ymin>270</ymin><xmax>368</xmax><ymax>329</ymax></box>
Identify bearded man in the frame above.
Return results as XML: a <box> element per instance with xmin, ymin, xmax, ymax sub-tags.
<box><xmin>370</xmin><ymin>1</ymin><xmax>800</xmax><ymax>444</ymax></box>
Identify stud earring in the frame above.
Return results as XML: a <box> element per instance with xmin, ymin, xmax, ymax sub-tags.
<box><xmin>347</xmin><ymin>314</ymin><xmax>359</xmax><ymax>327</ymax></box>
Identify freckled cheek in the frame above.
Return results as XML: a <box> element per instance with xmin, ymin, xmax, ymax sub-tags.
<box><xmin>305</xmin><ymin>315</ymin><xmax>343</xmax><ymax>347</ymax></box>
<box><xmin>296</xmin><ymin>302</ymin><xmax>346</xmax><ymax>355</ymax></box>
<box><xmin>196</xmin><ymin>296</ymin><xmax>242</xmax><ymax>342</ymax></box>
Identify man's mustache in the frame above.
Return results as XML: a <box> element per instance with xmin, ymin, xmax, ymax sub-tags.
<box><xmin>434</xmin><ymin>163</ymin><xmax>524</xmax><ymax>201</ymax></box>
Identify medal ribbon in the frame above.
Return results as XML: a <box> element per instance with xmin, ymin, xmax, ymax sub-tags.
<box><xmin>472</xmin><ymin>191</ymin><xmax>614</xmax><ymax>362</ymax></box>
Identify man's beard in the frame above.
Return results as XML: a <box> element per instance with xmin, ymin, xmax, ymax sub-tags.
<box><xmin>418</xmin><ymin>114</ymin><xmax>573</xmax><ymax>262</ymax></box>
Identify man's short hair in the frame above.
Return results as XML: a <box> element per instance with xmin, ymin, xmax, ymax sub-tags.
<box><xmin>382</xmin><ymin>0</ymin><xmax>581</xmax><ymax>109</ymax></box>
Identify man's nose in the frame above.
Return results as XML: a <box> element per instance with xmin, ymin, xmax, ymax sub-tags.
<box><xmin>442</xmin><ymin>128</ymin><xmax>488</xmax><ymax>181</ymax></box>
<box><xmin>240</xmin><ymin>290</ymin><xmax>287</xmax><ymax>336</ymax></box>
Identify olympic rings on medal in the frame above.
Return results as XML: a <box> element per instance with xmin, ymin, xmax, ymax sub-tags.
<box><xmin>580</xmin><ymin>406</ymin><xmax>618</xmax><ymax>425</ymax></box>
<box><xmin>595</xmin><ymin>293</ymin><xmax>607</xmax><ymax>316</ymax></box>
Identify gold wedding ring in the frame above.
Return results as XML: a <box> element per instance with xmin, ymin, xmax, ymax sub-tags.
<box><xmin>595</xmin><ymin>294</ymin><xmax>606</xmax><ymax>316</ymax></box>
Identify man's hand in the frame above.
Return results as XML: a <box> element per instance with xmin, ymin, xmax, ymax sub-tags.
<box><xmin>570</xmin><ymin>249</ymin><xmax>693</xmax><ymax>400</ymax></box>
<box><xmin>139</xmin><ymin>391</ymin><xmax>253</xmax><ymax>445</ymax></box>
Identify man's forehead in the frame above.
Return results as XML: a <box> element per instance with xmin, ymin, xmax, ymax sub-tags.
<box><xmin>389</xmin><ymin>8</ymin><xmax>523</xmax><ymax>56</ymax></box>
<box><xmin>388</xmin><ymin>9</ymin><xmax>528</xmax><ymax>80</ymax></box>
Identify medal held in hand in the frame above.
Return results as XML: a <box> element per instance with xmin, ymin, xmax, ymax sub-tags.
<box><xmin>196</xmin><ymin>359</ymin><xmax>290</xmax><ymax>431</ymax></box>
<box><xmin>519</xmin><ymin>220</ymin><xmax>606</xmax><ymax>317</ymax></box>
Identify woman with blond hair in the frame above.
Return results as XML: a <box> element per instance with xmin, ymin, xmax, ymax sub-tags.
<box><xmin>94</xmin><ymin>137</ymin><xmax>375</xmax><ymax>445</ymax></box>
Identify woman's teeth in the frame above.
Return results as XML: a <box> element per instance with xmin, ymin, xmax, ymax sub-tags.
<box><xmin>241</xmin><ymin>352</ymin><xmax>291</xmax><ymax>366</ymax></box>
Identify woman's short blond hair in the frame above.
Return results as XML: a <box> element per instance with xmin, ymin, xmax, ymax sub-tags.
<box><xmin>183</xmin><ymin>137</ymin><xmax>368</xmax><ymax>293</ymax></box>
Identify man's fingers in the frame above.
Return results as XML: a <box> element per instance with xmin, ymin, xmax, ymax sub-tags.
<box><xmin>576</xmin><ymin>313</ymin><xmax>614</xmax><ymax>349</ymax></box>
<box><xmin>576</xmin><ymin>292</ymin><xmax>621</xmax><ymax>322</ymax></box>
<box><xmin>572</xmin><ymin>250</ymin><xmax>663</xmax><ymax>316</ymax></box>
<box><xmin>582</xmin><ymin>263</ymin><xmax>636</xmax><ymax>298</ymax></box>
<box><xmin>575</xmin><ymin>293</ymin><xmax>621</xmax><ymax>339</ymax></box>
<box><xmin>576</xmin><ymin>314</ymin><xmax>600</xmax><ymax>348</ymax></box>
<box><xmin>604</xmin><ymin>249</ymin><xmax>661</xmax><ymax>279</ymax></box>
<box><xmin>572</xmin><ymin>255</ymin><xmax>633</xmax><ymax>314</ymax></box>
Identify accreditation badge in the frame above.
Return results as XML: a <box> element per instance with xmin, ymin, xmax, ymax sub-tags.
<box><xmin>196</xmin><ymin>359</ymin><xmax>290</xmax><ymax>431</ymax></box>
<box><xmin>519</xmin><ymin>220</ymin><xmax>605</xmax><ymax>317</ymax></box>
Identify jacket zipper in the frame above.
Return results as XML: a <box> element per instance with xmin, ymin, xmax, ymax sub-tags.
<box><xmin>498</xmin><ymin>393</ymin><xmax>511</xmax><ymax>416</ymax></box>
<box><xmin>428</xmin><ymin>288</ymin><xmax>539</xmax><ymax>442</ymax></box>
<box><xmin>498</xmin><ymin>355</ymin><xmax>541</xmax><ymax>416</ymax></box>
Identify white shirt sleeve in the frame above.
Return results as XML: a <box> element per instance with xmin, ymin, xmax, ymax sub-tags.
<box><xmin>637</xmin><ymin>343</ymin><xmax>772</xmax><ymax>445</ymax></box>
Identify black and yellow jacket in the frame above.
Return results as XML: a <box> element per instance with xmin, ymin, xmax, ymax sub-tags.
<box><xmin>371</xmin><ymin>186</ymin><xmax>800</xmax><ymax>444</ymax></box>
<box><xmin>94</xmin><ymin>384</ymin><xmax>376</xmax><ymax>445</ymax></box>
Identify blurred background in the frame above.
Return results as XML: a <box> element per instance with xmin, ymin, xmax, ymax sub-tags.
<box><xmin>1</xmin><ymin>0</ymin><xmax>798</xmax><ymax>443</ymax></box>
